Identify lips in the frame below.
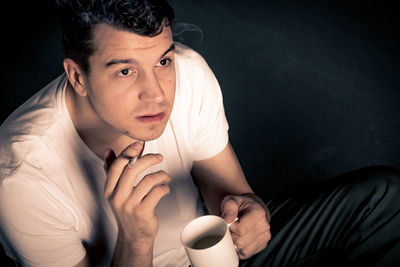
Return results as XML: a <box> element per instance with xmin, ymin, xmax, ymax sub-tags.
<box><xmin>136</xmin><ymin>112</ymin><xmax>166</xmax><ymax>123</ymax></box>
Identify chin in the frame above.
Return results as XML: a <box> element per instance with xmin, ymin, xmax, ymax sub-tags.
<box><xmin>130</xmin><ymin>124</ymin><xmax>168</xmax><ymax>142</ymax></box>
<box><xmin>141</xmin><ymin>132</ymin><xmax>164</xmax><ymax>141</ymax></box>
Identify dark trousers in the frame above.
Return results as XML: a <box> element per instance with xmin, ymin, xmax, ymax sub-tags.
<box><xmin>240</xmin><ymin>166</ymin><xmax>400</xmax><ymax>267</ymax></box>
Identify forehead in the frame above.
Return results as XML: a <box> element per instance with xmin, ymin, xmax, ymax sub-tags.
<box><xmin>91</xmin><ymin>23</ymin><xmax>173</xmax><ymax>61</ymax></box>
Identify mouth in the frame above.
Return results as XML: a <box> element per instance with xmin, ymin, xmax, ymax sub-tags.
<box><xmin>136</xmin><ymin>112</ymin><xmax>166</xmax><ymax>123</ymax></box>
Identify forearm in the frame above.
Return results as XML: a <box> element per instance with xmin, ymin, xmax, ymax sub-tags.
<box><xmin>200</xmin><ymin>184</ymin><xmax>253</xmax><ymax>215</ymax></box>
<box><xmin>191</xmin><ymin>143</ymin><xmax>271</xmax><ymax>259</ymax></box>
<box><xmin>111</xmin><ymin>237</ymin><xmax>154</xmax><ymax>267</ymax></box>
<box><xmin>191</xmin><ymin>143</ymin><xmax>254</xmax><ymax>215</ymax></box>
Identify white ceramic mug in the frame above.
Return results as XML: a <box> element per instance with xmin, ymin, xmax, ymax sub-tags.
<box><xmin>180</xmin><ymin>215</ymin><xmax>239</xmax><ymax>267</ymax></box>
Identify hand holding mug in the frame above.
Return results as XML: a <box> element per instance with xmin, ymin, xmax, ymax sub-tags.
<box><xmin>221</xmin><ymin>193</ymin><xmax>271</xmax><ymax>259</ymax></box>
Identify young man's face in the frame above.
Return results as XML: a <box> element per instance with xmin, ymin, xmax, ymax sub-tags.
<box><xmin>83</xmin><ymin>23</ymin><xmax>176</xmax><ymax>142</ymax></box>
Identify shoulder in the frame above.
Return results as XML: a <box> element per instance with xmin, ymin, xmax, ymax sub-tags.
<box><xmin>173</xmin><ymin>43</ymin><xmax>220</xmax><ymax>97</ymax></box>
<box><xmin>0</xmin><ymin>74</ymin><xmax>68</xmax><ymax>180</ymax></box>
<box><xmin>174</xmin><ymin>42</ymin><xmax>213</xmax><ymax>73</ymax></box>
<box><xmin>1</xmin><ymin>74</ymin><xmax>67</xmax><ymax>136</ymax></box>
<box><xmin>174</xmin><ymin>42</ymin><xmax>203</xmax><ymax>61</ymax></box>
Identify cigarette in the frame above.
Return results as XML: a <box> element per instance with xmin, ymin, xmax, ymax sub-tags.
<box><xmin>127</xmin><ymin>157</ymin><xmax>137</xmax><ymax>168</ymax></box>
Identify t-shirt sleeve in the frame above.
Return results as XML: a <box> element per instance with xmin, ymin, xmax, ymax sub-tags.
<box><xmin>191</xmin><ymin>58</ymin><xmax>230</xmax><ymax>161</ymax></box>
<box><xmin>0</xmin><ymin>178</ymin><xmax>86</xmax><ymax>267</ymax></box>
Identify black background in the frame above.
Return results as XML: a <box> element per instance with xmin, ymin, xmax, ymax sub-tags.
<box><xmin>1</xmin><ymin>0</ymin><xmax>400</xmax><ymax>265</ymax></box>
<box><xmin>1</xmin><ymin>0</ymin><xmax>399</xmax><ymax>203</ymax></box>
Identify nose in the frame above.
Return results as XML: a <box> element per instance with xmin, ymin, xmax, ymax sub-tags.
<box><xmin>137</xmin><ymin>71</ymin><xmax>165</xmax><ymax>103</ymax></box>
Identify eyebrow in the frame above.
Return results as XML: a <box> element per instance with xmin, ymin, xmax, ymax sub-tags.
<box><xmin>105</xmin><ymin>43</ymin><xmax>176</xmax><ymax>68</ymax></box>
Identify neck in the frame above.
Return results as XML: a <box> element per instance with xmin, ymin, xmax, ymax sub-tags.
<box><xmin>65</xmin><ymin>82</ymin><xmax>137</xmax><ymax>159</ymax></box>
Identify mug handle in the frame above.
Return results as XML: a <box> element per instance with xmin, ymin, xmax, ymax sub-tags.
<box><xmin>227</xmin><ymin>217</ymin><xmax>239</xmax><ymax>228</ymax></box>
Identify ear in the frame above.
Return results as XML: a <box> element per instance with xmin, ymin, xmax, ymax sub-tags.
<box><xmin>63</xmin><ymin>58</ymin><xmax>88</xmax><ymax>97</ymax></box>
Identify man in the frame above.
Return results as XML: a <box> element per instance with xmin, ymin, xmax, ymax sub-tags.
<box><xmin>0</xmin><ymin>0</ymin><xmax>269</xmax><ymax>266</ymax></box>
<box><xmin>1</xmin><ymin>1</ymin><xmax>400</xmax><ymax>267</ymax></box>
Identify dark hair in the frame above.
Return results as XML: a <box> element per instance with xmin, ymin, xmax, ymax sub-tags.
<box><xmin>56</xmin><ymin>0</ymin><xmax>175</xmax><ymax>73</ymax></box>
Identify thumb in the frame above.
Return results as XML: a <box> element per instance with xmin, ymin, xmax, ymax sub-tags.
<box><xmin>221</xmin><ymin>196</ymin><xmax>239</xmax><ymax>224</ymax></box>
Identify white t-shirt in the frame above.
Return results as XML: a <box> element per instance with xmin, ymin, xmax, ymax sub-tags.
<box><xmin>0</xmin><ymin>43</ymin><xmax>229</xmax><ymax>267</ymax></box>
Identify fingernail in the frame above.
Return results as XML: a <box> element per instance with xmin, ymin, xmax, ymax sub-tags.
<box><xmin>222</xmin><ymin>211</ymin><xmax>233</xmax><ymax>217</ymax></box>
<box><xmin>130</xmin><ymin>142</ymin><xmax>142</xmax><ymax>150</ymax></box>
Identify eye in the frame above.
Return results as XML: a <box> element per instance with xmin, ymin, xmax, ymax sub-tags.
<box><xmin>156</xmin><ymin>58</ymin><xmax>172</xmax><ymax>68</ymax></box>
<box><xmin>118</xmin><ymin>68</ymin><xmax>132</xmax><ymax>77</ymax></box>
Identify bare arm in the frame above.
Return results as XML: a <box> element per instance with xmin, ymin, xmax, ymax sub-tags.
<box><xmin>191</xmin><ymin>142</ymin><xmax>253</xmax><ymax>215</ymax></box>
<box><xmin>74</xmin><ymin>256</ymin><xmax>90</xmax><ymax>267</ymax></box>
<box><xmin>191</xmin><ymin>142</ymin><xmax>271</xmax><ymax>259</ymax></box>
<box><xmin>73</xmin><ymin>241</ymin><xmax>154</xmax><ymax>267</ymax></box>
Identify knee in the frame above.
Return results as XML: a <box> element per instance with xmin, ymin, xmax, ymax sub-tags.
<box><xmin>345</xmin><ymin>165</ymin><xmax>400</xmax><ymax>196</ymax></box>
<box><xmin>356</xmin><ymin>165</ymin><xmax>400</xmax><ymax>182</ymax></box>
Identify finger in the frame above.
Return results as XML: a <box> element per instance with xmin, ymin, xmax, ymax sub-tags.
<box><xmin>243</xmin><ymin>233</ymin><xmax>270</xmax><ymax>259</ymax></box>
<box><xmin>231</xmin><ymin>215</ymin><xmax>268</xmax><ymax>239</ymax></box>
<box><xmin>231</xmin><ymin>228</ymin><xmax>254</xmax><ymax>248</ymax></box>
<box><xmin>230</xmin><ymin>203</ymin><xmax>267</xmax><ymax>235</ymax></box>
<box><xmin>112</xmin><ymin>142</ymin><xmax>144</xmax><ymax>173</ymax></box>
<box><xmin>241</xmin><ymin>193</ymin><xmax>270</xmax><ymax>223</ymax></box>
<box><xmin>255</xmin><ymin>240</ymin><xmax>269</xmax><ymax>254</ymax></box>
<box><xmin>115</xmin><ymin>153</ymin><xmax>163</xmax><ymax>199</ymax></box>
<box><xmin>221</xmin><ymin>196</ymin><xmax>240</xmax><ymax>224</ymax></box>
<box><xmin>254</xmin><ymin>229</ymin><xmax>271</xmax><ymax>253</ymax></box>
<box><xmin>103</xmin><ymin>148</ymin><xmax>116</xmax><ymax>172</ymax></box>
<box><xmin>233</xmin><ymin>227</ymin><xmax>268</xmax><ymax>250</ymax></box>
<box><xmin>230</xmin><ymin>213</ymin><xmax>268</xmax><ymax>237</ymax></box>
<box><xmin>137</xmin><ymin>183</ymin><xmax>171</xmax><ymax>214</ymax></box>
<box><xmin>104</xmin><ymin>142</ymin><xmax>143</xmax><ymax>198</ymax></box>
<box><xmin>126</xmin><ymin>170</ymin><xmax>171</xmax><ymax>206</ymax></box>
<box><xmin>233</xmin><ymin>231</ymin><xmax>266</xmax><ymax>260</ymax></box>
<box><xmin>231</xmin><ymin>232</ymin><xmax>252</xmax><ymax>259</ymax></box>
<box><xmin>231</xmin><ymin>218</ymin><xmax>271</xmax><ymax>259</ymax></box>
